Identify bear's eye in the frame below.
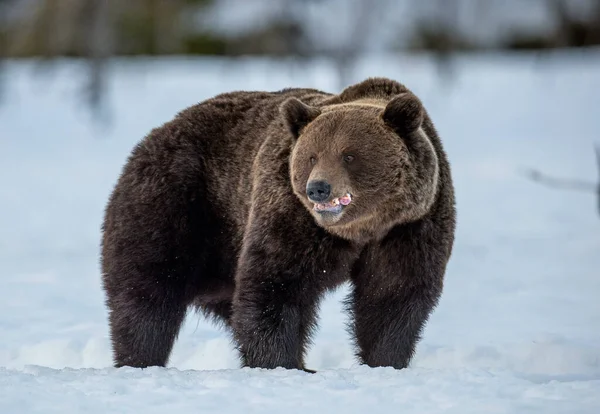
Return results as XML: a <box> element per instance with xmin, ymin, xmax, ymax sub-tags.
<box><xmin>310</xmin><ymin>156</ymin><xmax>317</xmax><ymax>165</ymax></box>
<box><xmin>342</xmin><ymin>154</ymin><xmax>355</xmax><ymax>164</ymax></box>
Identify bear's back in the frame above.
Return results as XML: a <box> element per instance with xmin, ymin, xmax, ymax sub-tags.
<box><xmin>131</xmin><ymin>87</ymin><xmax>330</xmax><ymax>238</ymax></box>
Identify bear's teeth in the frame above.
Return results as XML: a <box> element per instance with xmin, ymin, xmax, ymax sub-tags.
<box><xmin>333</xmin><ymin>198</ymin><xmax>340</xmax><ymax>205</ymax></box>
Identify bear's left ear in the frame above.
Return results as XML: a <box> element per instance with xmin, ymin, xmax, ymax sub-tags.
<box><xmin>382</xmin><ymin>93</ymin><xmax>425</xmax><ymax>136</ymax></box>
<box><xmin>280</xmin><ymin>97</ymin><xmax>321</xmax><ymax>140</ymax></box>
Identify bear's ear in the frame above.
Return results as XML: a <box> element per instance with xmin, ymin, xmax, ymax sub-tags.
<box><xmin>382</xmin><ymin>93</ymin><xmax>425</xmax><ymax>136</ymax></box>
<box><xmin>336</xmin><ymin>77</ymin><xmax>408</xmax><ymax>102</ymax></box>
<box><xmin>280</xmin><ymin>97</ymin><xmax>321</xmax><ymax>139</ymax></box>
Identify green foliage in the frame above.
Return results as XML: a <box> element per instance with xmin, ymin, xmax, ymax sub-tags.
<box><xmin>407</xmin><ymin>25</ymin><xmax>476</xmax><ymax>52</ymax></box>
<box><xmin>183</xmin><ymin>33</ymin><xmax>229</xmax><ymax>55</ymax></box>
<box><xmin>503</xmin><ymin>35</ymin><xmax>554</xmax><ymax>50</ymax></box>
<box><xmin>117</xmin><ymin>12</ymin><xmax>158</xmax><ymax>55</ymax></box>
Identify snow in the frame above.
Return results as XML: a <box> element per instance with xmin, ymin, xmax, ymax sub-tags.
<box><xmin>1</xmin><ymin>366</ymin><xmax>599</xmax><ymax>414</ymax></box>
<box><xmin>1</xmin><ymin>53</ymin><xmax>600</xmax><ymax>412</ymax></box>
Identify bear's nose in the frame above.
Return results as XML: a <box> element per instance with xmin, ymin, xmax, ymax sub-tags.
<box><xmin>306</xmin><ymin>180</ymin><xmax>331</xmax><ymax>203</ymax></box>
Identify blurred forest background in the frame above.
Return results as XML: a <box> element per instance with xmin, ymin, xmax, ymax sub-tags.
<box><xmin>1</xmin><ymin>0</ymin><xmax>599</xmax><ymax>113</ymax></box>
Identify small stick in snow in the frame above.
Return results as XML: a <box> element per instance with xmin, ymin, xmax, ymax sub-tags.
<box><xmin>522</xmin><ymin>169</ymin><xmax>597</xmax><ymax>192</ymax></box>
<box><xmin>521</xmin><ymin>143</ymin><xmax>600</xmax><ymax>217</ymax></box>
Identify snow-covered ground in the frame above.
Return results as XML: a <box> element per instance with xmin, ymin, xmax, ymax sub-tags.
<box><xmin>0</xmin><ymin>53</ymin><xmax>599</xmax><ymax>413</ymax></box>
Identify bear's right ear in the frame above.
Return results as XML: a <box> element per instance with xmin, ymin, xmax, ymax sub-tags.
<box><xmin>382</xmin><ymin>92</ymin><xmax>424</xmax><ymax>136</ymax></box>
<box><xmin>280</xmin><ymin>97</ymin><xmax>321</xmax><ymax>139</ymax></box>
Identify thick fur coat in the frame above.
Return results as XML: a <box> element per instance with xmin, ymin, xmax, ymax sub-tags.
<box><xmin>101</xmin><ymin>77</ymin><xmax>456</xmax><ymax>372</ymax></box>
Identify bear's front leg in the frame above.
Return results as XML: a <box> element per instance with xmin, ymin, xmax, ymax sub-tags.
<box><xmin>230</xmin><ymin>204</ymin><xmax>336</xmax><ymax>371</ymax></box>
<box><xmin>348</xmin><ymin>220</ymin><xmax>450</xmax><ymax>369</ymax></box>
<box><xmin>230</xmin><ymin>236</ymin><xmax>323</xmax><ymax>371</ymax></box>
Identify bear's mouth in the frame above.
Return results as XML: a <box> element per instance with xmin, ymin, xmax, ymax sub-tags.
<box><xmin>313</xmin><ymin>193</ymin><xmax>352</xmax><ymax>214</ymax></box>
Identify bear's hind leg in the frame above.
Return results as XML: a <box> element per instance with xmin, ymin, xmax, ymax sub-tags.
<box><xmin>196</xmin><ymin>299</ymin><xmax>233</xmax><ymax>326</ymax></box>
<box><xmin>101</xmin><ymin>138</ymin><xmax>210</xmax><ymax>368</ymax></box>
<box><xmin>107</xmin><ymin>288</ymin><xmax>188</xmax><ymax>368</ymax></box>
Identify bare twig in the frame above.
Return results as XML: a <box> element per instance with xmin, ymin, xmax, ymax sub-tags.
<box><xmin>596</xmin><ymin>144</ymin><xmax>600</xmax><ymax>214</ymax></box>
<box><xmin>595</xmin><ymin>144</ymin><xmax>600</xmax><ymax>182</ymax></box>
<box><xmin>522</xmin><ymin>143</ymin><xmax>600</xmax><ymax>217</ymax></box>
<box><xmin>522</xmin><ymin>168</ymin><xmax>597</xmax><ymax>192</ymax></box>
<box><xmin>79</xmin><ymin>0</ymin><xmax>113</xmax><ymax>126</ymax></box>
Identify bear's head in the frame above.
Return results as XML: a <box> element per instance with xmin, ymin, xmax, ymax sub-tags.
<box><xmin>281</xmin><ymin>79</ymin><xmax>440</xmax><ymax>242</ymax></box>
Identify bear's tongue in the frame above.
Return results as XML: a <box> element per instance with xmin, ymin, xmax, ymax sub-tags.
<box><xmin>314</xmin><ymin>193</ymin><xmax>352</xmax><ymax>212</ymax></box>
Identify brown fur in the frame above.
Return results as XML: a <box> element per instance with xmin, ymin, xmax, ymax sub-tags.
<box><xmin>100</xmin><ymin>77</ymin><xmax>456</xmax><ymax>372</ymax></box>
<box><xmin>286</xmin><ymin>90</ymin><xmax>440</xmax><ymax>242</ymax></box>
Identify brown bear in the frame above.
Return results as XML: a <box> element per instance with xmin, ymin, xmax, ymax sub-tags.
<box><xmin>100</xmin><ymin>77</ymin><xmax>456</xmax><ymax>372</ymax></box>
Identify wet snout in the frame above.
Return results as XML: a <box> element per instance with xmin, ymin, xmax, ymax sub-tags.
<box><xmin>306</xmin><ymin>180</ymin><xmax>331</xmax><ymax>203</ymax></box>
